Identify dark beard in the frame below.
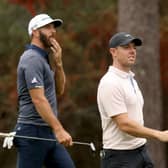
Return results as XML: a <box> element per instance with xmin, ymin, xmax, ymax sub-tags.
<box><xmin>39</xmin><ymin>31</ymin><xmax>51</xmax><ymax>49</ymax></box>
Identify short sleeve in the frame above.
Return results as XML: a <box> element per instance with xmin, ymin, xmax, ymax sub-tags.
<box><xmin>24</xmin><ymin>57</ymin><xmax>44</xmax><ymax>89</ymax></box>
<box><xmin>98</xmin><ymin>81</ymin><xmax>127</xmax><ymax>117</ymax></box>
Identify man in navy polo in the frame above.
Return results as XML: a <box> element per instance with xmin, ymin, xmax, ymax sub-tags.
<box><xmin>6</xmin><ymin>13</ymin><xmax>75</xmax><ymax>168</ymax></box>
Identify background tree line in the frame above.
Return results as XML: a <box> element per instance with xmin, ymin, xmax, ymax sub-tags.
<box><xmin>0</xmin><ymin>0</ymin><xmax>168</xmax><ymax>167</ymax></box>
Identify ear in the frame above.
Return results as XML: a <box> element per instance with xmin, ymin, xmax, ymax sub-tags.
<box><xmin>109</xmin><ymin>48</ymin><xmax>116</xmax><ymax>55</ymax></box>
<box><xmin>32</xmin><ymin>29</ymin><xmax>39</xmax><ymax>37</ymax></box>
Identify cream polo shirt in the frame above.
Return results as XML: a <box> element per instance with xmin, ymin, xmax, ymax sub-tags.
<box><xmin>97</xmin><ymin>66</ymin><xmax>146</xmax><ymax>150</ymax></box>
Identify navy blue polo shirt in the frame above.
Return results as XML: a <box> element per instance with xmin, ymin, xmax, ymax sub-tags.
<box><xmin>17</xmin><ymin>44</ymin><xmax>58</xmax><ymax>126</ymax></box>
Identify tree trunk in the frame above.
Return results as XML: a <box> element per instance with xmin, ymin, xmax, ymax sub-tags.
<box><xmin>118</xmin><ymin>0</ymin><xmax>166</xmax><ymax>167</ymax></box>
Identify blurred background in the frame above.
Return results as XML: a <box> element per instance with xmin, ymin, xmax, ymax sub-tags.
<box><xmin>0</xmin><ymin>0</ymin><xmax>168</xmax><ymax>167</ymax></box>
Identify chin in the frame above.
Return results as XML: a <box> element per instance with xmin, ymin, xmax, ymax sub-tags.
<box><xmin>129</xmin><ymin>60</ymin><xmax>135</xmax><ymax>64</ymax></box>
<box><xmin>127</xmin><ymin>63</ymin><xmax>135</xmax><ymax>67</ymax></box>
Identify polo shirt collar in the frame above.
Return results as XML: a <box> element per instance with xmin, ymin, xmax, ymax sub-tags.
<box><xmin>25</xmin><ymin>44</ymin><xmax>49</xmax><ymax>62</ymax></box>
<box><xmin>108</xmin><ymin>66</ymin><xmax>135</xmax><ymax>78</ymax></box>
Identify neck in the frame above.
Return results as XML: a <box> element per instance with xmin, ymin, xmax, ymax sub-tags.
<box><xmin>112</xmin><ymin>63</ymin><xmax>131</xmax><ymax>73</ymax></box>
<box><xmin>31</xmin><ymin>38</ymin><xmax>44</xmax><ymax>49</ymax></box>
<box><xmin>31</xmin><ymin>40</ymin><xmax>51</xmax><ymax>53</ymax></box>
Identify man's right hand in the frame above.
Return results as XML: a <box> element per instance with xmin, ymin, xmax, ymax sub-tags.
<box><xmin>54</xmin><ymin>128</ymin><xmax>73</xmax><ymax>146</ymax></box>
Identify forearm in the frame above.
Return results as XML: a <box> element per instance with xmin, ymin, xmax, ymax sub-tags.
<box><xmin>33</xmin><ymin>96</ymin><xmax>73</xmax><ymax>146</ymax></box>
<box><xmin>50</xmin><ymin>38</ymin><xmax>66</xmax><ymax>96</ymax></box>
<box><xmin>120</xmin><ymin>118</ymin><xmax>161</xmax><ymax>140</ymax></box>
<box><xmin>54</xmin><ymin>64</ymin><xmax>66</xmax><ymax>96</ymax></box>
<box><xmin>33</xmin><ymin>96</ymin><xmax>63</xmax><ymax>132</ymax></box>
<box><xmin>113</xmin><ymin>114</ymin><xmax>166</xmax><ymax>141</ymax></box>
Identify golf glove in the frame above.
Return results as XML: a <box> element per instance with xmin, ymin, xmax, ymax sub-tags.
<box><xmin>3</xmin><ymin>132</ymin><xmax>16</xmax><ymax>149</ymax></box>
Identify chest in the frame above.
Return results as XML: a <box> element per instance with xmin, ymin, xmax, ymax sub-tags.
<box><xmin>121</xmin><ymin>78</ymin><xmax>144</xmax><ymax>107</ymax></box>
<box><xmin>43</xmin><ymin>63</ymin><xmax>55</xmax><ymax>87</ymax></box>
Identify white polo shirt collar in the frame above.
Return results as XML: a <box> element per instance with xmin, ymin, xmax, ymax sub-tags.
<box><xmin>108</xmin><ymin>66</ymin><xmax>135</xmax><ymax>79</ymax></box>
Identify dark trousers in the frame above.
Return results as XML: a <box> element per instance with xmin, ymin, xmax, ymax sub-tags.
<box><xmin>14</xmin><ymin>123</ymin><xmax>75</xmax><ymax>168</ymax></box>
<box><xmin>100</xmin><ymin>145</ymin><xmax>154</xmax><ymax>168</ymax></box>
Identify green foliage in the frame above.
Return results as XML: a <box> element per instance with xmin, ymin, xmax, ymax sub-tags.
<box><xmin>0</xmin><ymin>1</ymin><xmax>30</xmax><ymax>141</ymax></box>
<box><xmin>0</xmin><ymin>1</ymin><xmax>29</xmax><ymax>56</ymax></box>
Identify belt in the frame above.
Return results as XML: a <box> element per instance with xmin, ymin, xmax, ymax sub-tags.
<box><xmin>100</xmin><ymin>145</ymin><xmax>146</xmax><ymax>158</ymax></box>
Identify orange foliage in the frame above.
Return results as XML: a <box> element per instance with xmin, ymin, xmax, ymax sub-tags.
<box><xmin>8</xmin><ymin>0</ymin><xmax>49</xmax><ymax>15</ymax></box>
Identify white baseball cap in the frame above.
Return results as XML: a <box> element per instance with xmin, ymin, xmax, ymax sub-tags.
<box><xmin>28</xmin><ymin>13</ymin><xmax>63</xmax><ymax>36</ymax></box>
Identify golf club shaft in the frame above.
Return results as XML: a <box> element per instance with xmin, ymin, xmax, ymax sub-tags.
<box><xmin>0</xmin><ymin>132</ymin><xmax>91</xmax><ymax>146</ymax></box>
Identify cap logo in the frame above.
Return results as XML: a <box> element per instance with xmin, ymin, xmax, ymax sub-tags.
<box><xmin>41</xmin><ymin>17</ymin><xmax>50</xmax><ymax>21</ymax></box>
<box><xmin>125</xmin><ymin>34</ymin><xmax>131</xmax><ymax>37</ymax></box>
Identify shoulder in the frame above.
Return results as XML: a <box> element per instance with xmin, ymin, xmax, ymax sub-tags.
<box><xmin>98</xmin><ymin>71</ymin><xmax>125</xmax><ymax>99</ymax></box>
<box><xmin>99</xmin><ymin>71</ymin><xmax>120</xmax><ymax>88</ymax></box>
<box><xmin>23</xmin><ymin>49</ymin><xmax>41</xmax><ymax>60</ymax></box>
<box><xmin>18</xmin><ymin>50</ymin><xmax>45</xmax><ymax>71</ymax></box>
<box><xmin>20</xmin><ymin>49</ymin><xmax>44</xmax><ymax>64</ymax></box>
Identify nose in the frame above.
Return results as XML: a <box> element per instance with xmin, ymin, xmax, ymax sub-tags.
<box><xmin>128</xmin><ymin>47</ymin><xmax>136</xmax><ymax>56</ymax></box>
<box><xmin>51</xmin><ymin>29</ymin><xmax>56</xmax><ymax>38</ymax></box>
<box><xmin>52</xmin><ymin>27</ymin><xmax>56</xmax><ymax>33</ymax></box>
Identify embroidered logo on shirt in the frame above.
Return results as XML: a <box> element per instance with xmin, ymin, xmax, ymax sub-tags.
<box><xmin>31</xmin><ymin>77</ymin><xmax>38</xmax><ymax>84</ymax></box>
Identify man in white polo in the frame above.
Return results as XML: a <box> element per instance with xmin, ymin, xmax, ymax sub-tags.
<box><xmin>97</xmin><ymin>32</ymin><xmax>168</xmax><ymax>168</ymax></box>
